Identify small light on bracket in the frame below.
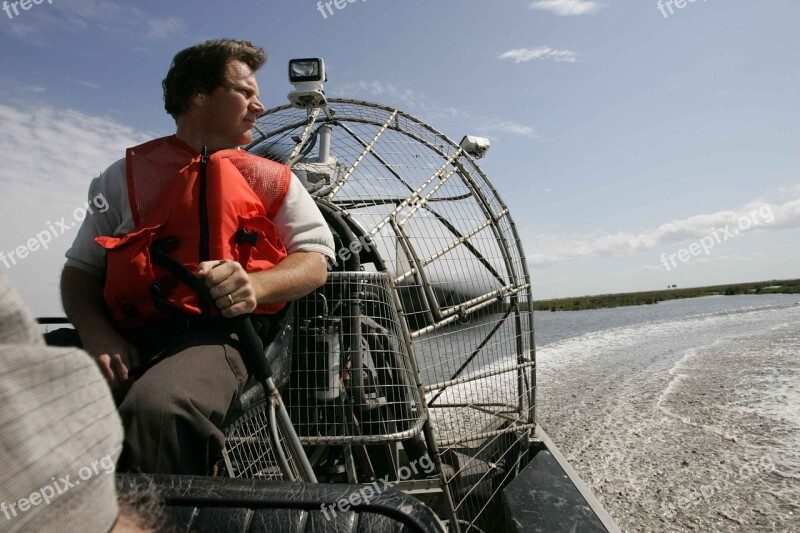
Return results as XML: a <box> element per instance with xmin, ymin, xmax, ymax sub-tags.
<box><xmin>288</xmin><ymin>58</ymin><xmax>328</xmax><ymax>109</ymax></box>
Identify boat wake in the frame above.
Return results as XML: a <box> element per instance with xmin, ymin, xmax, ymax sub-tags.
<box><xmin>533</xmin><ymin>302</ymin><xmax>800</xmax><ymax>532</ymax></box>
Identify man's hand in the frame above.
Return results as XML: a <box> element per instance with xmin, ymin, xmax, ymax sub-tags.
<box><xmin>83</xmin><ymin>331</ymin><xmax>140</xmax><ymax>390</ymax></box>
<box><xmin>61</xmin><ymin>266</ymin><xmax>140</xmax><ymax>392</ymax></box>
<box><xmin>198</xmin><ymin>259</ymin><xmax>257</xmax><ymax>318</ymax></box>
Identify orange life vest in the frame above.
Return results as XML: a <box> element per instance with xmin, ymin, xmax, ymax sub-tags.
<box><xmin>96</xmin><ymin>136</ymin><xmax>291</xmax><ymax>329</ymax></box>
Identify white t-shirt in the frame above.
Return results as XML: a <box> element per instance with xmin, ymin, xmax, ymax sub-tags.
<box><xmin>65</xmin><ymin>157</ymin><xmax>335</xmax><ymax>277</ymax></box>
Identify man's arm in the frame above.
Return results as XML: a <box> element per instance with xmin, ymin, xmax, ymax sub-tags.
<box><xmin>61</xmin><ymin>266</ymin><xmax>138</xmax><ymax>386</ymax></box>
<box><xmin>198</xmin><ymin>251</ymin><xmax>328</xmax><ymax>318</ymax></box>
<box><xmin>199</xmin><ymin>173</ymin><xmax>333</xmax><ymax>317</ymax></box>
<box><xmin>251</xmin><ymin>251</ymin><xmax>328</xmax><ymax>303</ymax></box>
<box><xmin>61</xmin><ymin>158</ymin><xmax>136</xmax><ymax>387</ymax></box>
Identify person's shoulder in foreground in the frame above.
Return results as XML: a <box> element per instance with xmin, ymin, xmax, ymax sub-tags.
<box><xmin>0</xmin><ymin>274</ymin><xmax>160</xmax><ymax>532</ymax></box>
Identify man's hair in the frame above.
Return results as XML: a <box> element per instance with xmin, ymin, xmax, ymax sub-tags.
<box><xmin>162</xmin><ymin>39</ymin><xmax>266</xmax><ymax>119</ymax></box>
<box><xmin>116</xmin><ymin>478</ymin><xmax>172</xmax><ymax>533</ymax></box>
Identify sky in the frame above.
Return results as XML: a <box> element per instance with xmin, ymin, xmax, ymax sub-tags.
<box><xmin>1</xmin><ymin>0</ymin><xmax>798</xmax><ymax>315</ymax></box>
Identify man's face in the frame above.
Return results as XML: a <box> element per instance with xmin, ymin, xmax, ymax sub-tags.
<box><xmin>201</xmin><ymin>60</ymin><xmax>265</xmax><ymax>149</ymax></box>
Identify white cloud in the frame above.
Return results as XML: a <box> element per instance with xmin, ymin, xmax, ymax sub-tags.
<box><xmin>334</xmin><ymin>80</ymin><xmax>424</xmax><ymax>111</ymax></box>
<box><xmin>0</xmin><ymin>0</ymin><xmax>185</xmax><ymax>46</ymax></box>
<box><xmin>499</xmin><ymin>47</ymin><xmax>578</xmax><ymax>64</ymax></box>
<box><xmin>0</xmin><ymin>103</ymin><xmax>152</xmax><ymax>192</ymax></box>
<box><xmin>530</xmin><ymin>0</ymin><xmax>600</xmax><ymax>16</ymax></box>
<box><xmin>146</xmin><ymin>16</ymin><xmax>185</xmax><ymax>39</ymax></box>
<box><xmin>528</xmin><ymin>199</ymin><xmax>800</xmax><ymax>266</ymax></box>
<box><xmin>66</xmin><ymin>78</ymin><xmax>101</xmax><ymax>90</ymax></box>
<box><xmin>0</xmin><ymin>103</ymin><xmax>153</xmax><ymax>313</ymax></box>
<box><xmin>484</xmin><ymin>120</ymin><xmax>535</xmax><ymax>137</ymax></box>
<box><xmin>333</xmin><ymin>81</ymin><xmax>535</xmax><ymax>138</ymax></box>
<box><xmin>778</xmin><ymin>183</ymin><xmax>800</xmax><ymax>198</ymax></box>
<box><xmin>335</xmin><ymin>79</ymin><xmax>458</xmax><ymax>122</ymax></box>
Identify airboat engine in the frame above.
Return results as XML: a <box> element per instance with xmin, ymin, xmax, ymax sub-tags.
<box><xmin>240</xmin><ymin>87</ymin><xmax>537</xmax><ymax>530</ymax></box>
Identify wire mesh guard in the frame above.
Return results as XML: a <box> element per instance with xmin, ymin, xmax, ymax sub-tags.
<box><xmin>245</xmin><ymin>100</ymin><xmax>536</xmax><ymax>530</ymax></box>
<box><xmin>221</xmin><ymin>389</ymin><xmax>305</xmax><ymax>481</ymax></box>
<box><xmin>287</xmin><ymin>272</ymin><xmax>426</xmax><ymax>445</ymax></box>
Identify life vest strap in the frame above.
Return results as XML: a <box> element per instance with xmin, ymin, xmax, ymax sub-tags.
<box><xmin>150</xmin><ymin>240</ymin><xmax>272</xmax><ymax>382</ymax></box>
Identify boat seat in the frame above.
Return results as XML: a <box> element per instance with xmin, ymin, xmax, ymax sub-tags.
<box><xmin>117</xmin><ymin>474</ymin><xmax>447</xmax><ymax>533</ymax></box>
<box><xmin>41</xmin><ymin>303</ymin><xmax>294</xmax><ymax>391</ymax></box>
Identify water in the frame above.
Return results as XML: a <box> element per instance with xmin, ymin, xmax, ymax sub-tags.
<box><xmin>535</xmin><ymin>294</ymin><xmax>800</xmax><ymax>532</ymax></box>
<box><xmin>533</xmin><ymin>293</ymin><xmax>800</xmax><ymax>346</ymax></box>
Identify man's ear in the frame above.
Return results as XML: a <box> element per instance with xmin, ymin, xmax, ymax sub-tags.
<box><xmin>190</xmin><ymin>91</ymin><xmax>205</xmax><ymax>108</ymax></box>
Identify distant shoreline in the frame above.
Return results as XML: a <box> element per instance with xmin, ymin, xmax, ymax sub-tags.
<box><xmin>530</xmin><ymin>279</ymin><xmax>800</xmax><ymax>312</ymax></box>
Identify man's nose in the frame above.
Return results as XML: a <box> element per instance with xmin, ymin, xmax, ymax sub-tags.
<box><xmin>251</xmin><ymin>98</ymin><xmax>265</xmax><ymax>116</ymax></box>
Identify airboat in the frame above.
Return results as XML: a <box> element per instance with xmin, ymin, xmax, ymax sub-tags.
<box><xmin>47</xmin><ymin>58</ymin><xmax>620</xmax><ymax>532</ymax></box>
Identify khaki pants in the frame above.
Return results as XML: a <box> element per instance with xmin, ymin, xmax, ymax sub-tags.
<box><xmin>117</xmin><ymin>328</ymin><xmax>248</xmax><ymax>475</ymax></box>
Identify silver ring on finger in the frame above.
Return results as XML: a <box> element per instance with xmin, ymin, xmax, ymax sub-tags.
<box><xmin>227</xmin><ymin>294</ymin><xmax>235</xmax><ymax>306</ymax></box>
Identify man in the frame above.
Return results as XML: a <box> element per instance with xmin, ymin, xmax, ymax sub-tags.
<box><xmin>61</xmin><ymin>39</ymin><xmax>335</xmax><ymax>475</ymax></box>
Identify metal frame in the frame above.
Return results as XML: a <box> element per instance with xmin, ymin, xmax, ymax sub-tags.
<box><xmin>248</xmin><ymin>99</ymin><xmax>537</xmax><ymax>531</ymax></box>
